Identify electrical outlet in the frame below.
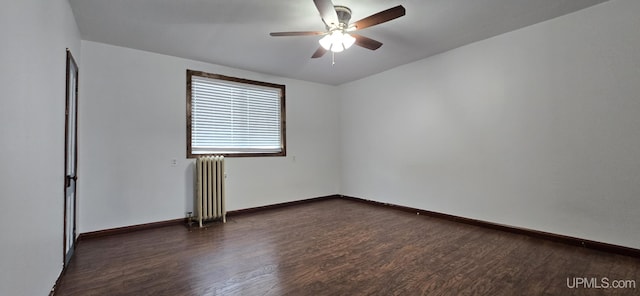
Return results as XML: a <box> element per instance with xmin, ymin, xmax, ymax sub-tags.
<box><xmin>171</xmin><ymin>159</ymin><xmax>177</xmax><ymax>167</ymax></box>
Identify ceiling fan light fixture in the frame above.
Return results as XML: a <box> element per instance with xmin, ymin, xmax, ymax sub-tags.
<box><xmin>342</xmin><ymin>33</ymin><xmax>356</xmax><ymax>49</ymax></box>
<box><xmin>332</xmin><ymin>44</ymin><xmax>345</xmax><ymax>53</ymax></box>
<box><xmin>319</xmin><ymin>31</ymin><xmax>355</xmax><ymax>52</ymax></box>
<box><xmin>319</xmin><ymin>34</ymin><xmax>333</xmax><ymax>50</ymax></box>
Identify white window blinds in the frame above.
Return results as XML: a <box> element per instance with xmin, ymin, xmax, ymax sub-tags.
<box><xmin>190</xmin><ymin>74</ymin><xmax>284</xmax><ymax>155</ymax></box>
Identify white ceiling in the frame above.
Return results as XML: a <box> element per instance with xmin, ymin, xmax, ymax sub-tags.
<box><xmin>68</xmin><ymin>0</ymin><xmax>608</xmax><ymax>85</ymax></box>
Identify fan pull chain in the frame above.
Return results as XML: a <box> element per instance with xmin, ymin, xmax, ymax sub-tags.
<box><xmin>332</xmin><ymin>51</ymin><xmax>335</xmax><ymax>66</ymax></box>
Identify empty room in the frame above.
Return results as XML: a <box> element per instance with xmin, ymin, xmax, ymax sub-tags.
<box><xmin>2</xmin><ymin>0</ymin><xmax>640</xmax><ymax>295</ymax></box>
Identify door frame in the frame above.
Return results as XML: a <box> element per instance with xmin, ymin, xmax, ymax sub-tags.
<box><xmin>63</xmin><ymin>49</ymin><xmax>79</xmax><ymax>267</ymax></box>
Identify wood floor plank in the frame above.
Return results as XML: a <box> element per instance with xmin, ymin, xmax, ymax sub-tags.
<box><xmin>54</xmin><ymin>199</ymin><xmax>639</xmax><ymax>295</ymax></box>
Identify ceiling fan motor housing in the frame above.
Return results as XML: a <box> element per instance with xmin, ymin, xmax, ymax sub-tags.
<box><xmin>334</xmin><ymin>5</ymin><xmax>352</xmax><ymax>29</ymax></box>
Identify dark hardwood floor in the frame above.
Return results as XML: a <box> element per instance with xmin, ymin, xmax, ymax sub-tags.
<box><xmin>55</xmin><ymin>198</ymin><xmax>639</xmax><ymax>295</ymax></box>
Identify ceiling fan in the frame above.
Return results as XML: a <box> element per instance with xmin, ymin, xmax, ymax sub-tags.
<box><xmin>270</xmin><ymin>0</ymin><xmax>406</xmax><ymax>58</ymax></box>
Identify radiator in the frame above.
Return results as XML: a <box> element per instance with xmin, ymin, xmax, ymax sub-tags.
<box><xmin>195</xmin><ymin>156</ymin><xmax>226</xmax><ymax>227</ymax></box>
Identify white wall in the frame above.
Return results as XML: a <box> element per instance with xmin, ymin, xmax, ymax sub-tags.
<box><xmin>340</xmin><ymin>0</ymin><xmax>640</xmax><ymax>248</ymax></box>
<box><xmin>78</xmin><ymin>41</ymin><xmax>340</xmax><ymax>233</ymax></box>
<box><xmin>0</xmin><ymin>0</ymin><xmax>81</xmax><ymax>295</ymax></box>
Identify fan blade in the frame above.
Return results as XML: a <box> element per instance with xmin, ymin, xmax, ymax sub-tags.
<box><xmin>311</xmin><ymin>47</ymin><xmax>328</xmax><ymax>58</ymax></box>
<box><xmin>352</xmin><ymin>34</ymin><xmax>383</xmax><ymax>50</ymax></box>
<box><xmin>352</xmin><ymin>5</ymin><xmax>405</xmax><ymax>30</ymax></box>
<box><xmin>270</xmin><ymin>31</ymin><xmax>326</xmax><ymax>37</ymax></box>
<box><xmin>313</xmin><ymin>0</ymin><xmax>339</xmax><ymax>27</ymax></box>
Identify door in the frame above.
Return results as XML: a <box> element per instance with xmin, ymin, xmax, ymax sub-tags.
<box><xmin>64</xmin><ymin>49</ymin><xmax>79</xmax><ymax>267</ymax></box>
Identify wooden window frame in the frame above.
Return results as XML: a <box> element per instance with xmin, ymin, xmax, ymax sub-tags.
<box><xmin>186</xmin><ymin>70</ymin><xmax>286</xmax><ymax>158</ymax></box>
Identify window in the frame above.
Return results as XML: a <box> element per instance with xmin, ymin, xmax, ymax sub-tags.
<box><xmin>187</xmin><ymin>70</ymin><xmax>286</xmax><ymax>158</ymax></box>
